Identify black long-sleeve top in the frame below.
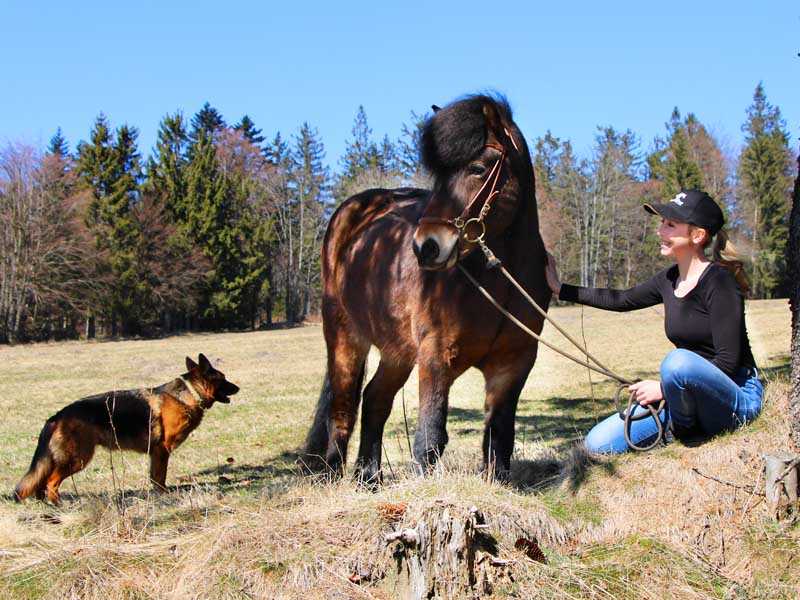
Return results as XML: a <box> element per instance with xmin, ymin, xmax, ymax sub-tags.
<box><xmin>559</xmin><ymin>263</ymin><xmax>755</xmax><ymax>378</ymax></box>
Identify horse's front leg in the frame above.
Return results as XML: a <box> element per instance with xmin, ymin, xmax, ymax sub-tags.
<box><xmin>414</xmin><ymin>351</ymin><xmax>455</xmax><ymax>473</ymax></box>
<box><xmin>480</xmin><ymin>353</ymin><xmax>537</xmax><ymax>480</ymax></box>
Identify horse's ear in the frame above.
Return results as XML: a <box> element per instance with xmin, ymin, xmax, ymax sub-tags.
<box><xmin>431</xmin><ymin>104</ymin><xmax>441</xmax><ymax>113</ymax></box>
<box><xmin>482</xmin><ymin>102</ymin><xmax>502</xmax><ymax>130</ymax></box>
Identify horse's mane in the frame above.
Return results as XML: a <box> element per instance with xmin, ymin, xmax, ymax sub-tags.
<box><xmin>420</xmin><ymin>93</ymin><xmax>520</xmax><ymax>175</ymax></box>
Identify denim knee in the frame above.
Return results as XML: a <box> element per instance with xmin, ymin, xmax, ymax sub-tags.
<box><xmin>584</xmin><ymin>426</ymin><xmax>607</xmax><ymax>454</ymax></box>
<box><xmin>660</xmin><ymin>348</ymin><xmax>696</xmax><ymax>386</ymax></box>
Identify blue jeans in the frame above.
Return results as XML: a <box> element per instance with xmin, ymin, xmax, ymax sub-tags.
<box><xmin>585</xmin><ymin>349</ymin><xmax>763</xmax><ymax>454</ymax></box>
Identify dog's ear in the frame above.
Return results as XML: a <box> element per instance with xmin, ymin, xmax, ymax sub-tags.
<box><xmin>431</xmin><ymin>104</ymin><xmax>441</xmax><ymax>113</ymax></box>
<box><xmin>198</xmin><ymin>353</ymin><xmax>212</xmax><ymax>372</ymax></box>
<box><xmin>185</xmin><ymin>356</ymin><xmax>199</xmax><ymax>372</ymax></box>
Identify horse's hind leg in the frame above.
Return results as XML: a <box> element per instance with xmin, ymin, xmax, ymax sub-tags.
<box><xmin>305</xmin><ymin>318</ymin><xmax>369</xmax><ymax>477</ymax></box>
<box><xmin>354</xmin><ymin>359</ymin><xmax>413</xmax><ymax>486</ymax></box>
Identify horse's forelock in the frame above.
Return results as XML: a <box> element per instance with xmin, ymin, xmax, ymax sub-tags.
<box><xmin>421</xmin><ymin>94</ymin><xmax>514</xmax><ymax>175</ymax></box>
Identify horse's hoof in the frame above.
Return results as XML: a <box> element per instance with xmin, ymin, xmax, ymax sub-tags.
<box><xmin>353</xmin><ymin>466</ymin><xmax>382</xmax><ymax>491</ymax></box>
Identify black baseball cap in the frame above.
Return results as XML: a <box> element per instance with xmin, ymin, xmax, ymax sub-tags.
<box><xmin>643</xmin><ymin>189</ymin><xmax>724</xmax><ymax>236</ymax></box>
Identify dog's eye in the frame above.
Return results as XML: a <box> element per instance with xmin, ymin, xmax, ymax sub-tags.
<box><xmin>467</xmin><ymin>163</ymin><xmax>486</xmax><ymax>176</ymax></box>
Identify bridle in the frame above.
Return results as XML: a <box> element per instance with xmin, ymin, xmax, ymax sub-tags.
<box><xmin>418</xmin><ymin>128</ymin><xmax>520</xmax><ymax>257</ymax></box>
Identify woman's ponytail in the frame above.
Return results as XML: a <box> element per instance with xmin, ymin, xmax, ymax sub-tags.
<box><xmin>710</xmin><ymin>229</ymin><xmax>750</xmax><ymax>295</ymax></box>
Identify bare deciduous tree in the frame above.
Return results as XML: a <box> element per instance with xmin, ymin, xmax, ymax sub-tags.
<box><xmin>0</xmin><ymin>143</ymin><xmax>102</xmax><ymax>342</ymax></box>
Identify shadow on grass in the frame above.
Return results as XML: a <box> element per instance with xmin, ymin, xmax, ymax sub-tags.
<box><xmin>760</xmin><ymin>360</ymin><xmax>790</xmax><ymax>381</ymax></box>
<box><xmin>449</xmin><ymin>398</ymin><xmax>619</xmax><ymax>494</ymax></box>
<box><xmin>2</xmin><ymin>450</ymin><xmax>306</xmax><ymax>509</ymax></box>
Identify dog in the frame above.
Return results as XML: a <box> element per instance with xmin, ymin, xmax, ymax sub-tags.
<box><xmin>14</xmin><ymin>353</ymin><xmax>239</xmax><ymax>504</ymax></box>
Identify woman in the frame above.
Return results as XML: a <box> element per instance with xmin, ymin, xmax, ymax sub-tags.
<box><xmin>544</xmin><ymin>190</ymin><xmax>762</xmax><ymax>453</ymax></box>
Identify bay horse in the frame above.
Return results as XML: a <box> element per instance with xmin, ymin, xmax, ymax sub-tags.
<box><xmin>304</xmin><ymin>94</ymin><xmax>550</xmax><ymax>483</ymax></box>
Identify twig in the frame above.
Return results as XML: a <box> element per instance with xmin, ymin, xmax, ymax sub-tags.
<box><xmin>775</xmin><ymin>456</ymin><xmax>800</xmax><ymax>483</ymax></box>
<box><xmin>401</xmin><ymin>385</ymin><xmax>412</xmax><ymax>459</ymax></box>
<box><xmin>382</xmin><ymin>442</ymin><xmax>396</xmax><ymax>480</ymax></box>
<box><xmin>691</xmin><ymin>467</ymin><xmax>765</xmax><ymax>496</ymax></box>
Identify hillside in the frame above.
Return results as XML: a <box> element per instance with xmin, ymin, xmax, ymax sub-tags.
<box><xmin>0</xmin><ymin>299</ymin><xmax>793</xmax><ymax>599</ymax></box>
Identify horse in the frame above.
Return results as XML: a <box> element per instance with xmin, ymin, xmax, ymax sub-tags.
<box><xmin>304</xmin><ymin>94</ymin><xmax>550</xmax><ymax>484</ymax></box>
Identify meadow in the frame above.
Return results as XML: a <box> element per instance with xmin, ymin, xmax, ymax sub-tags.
<box><xmin>0</xmin><ymin>299</ymin><xmax>794</xmax><ymax>599</ymax></box>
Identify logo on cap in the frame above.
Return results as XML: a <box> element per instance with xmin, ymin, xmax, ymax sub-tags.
<box><xmin>670</xmin><ymin>192</ymin><xmax>686</xmax><ymax>206</ymax></box>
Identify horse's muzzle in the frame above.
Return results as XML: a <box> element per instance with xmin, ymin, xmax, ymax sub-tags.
<box><xmin>413</xmin><ymin>226</ymin><xmax>459</xmax><ymax>270</ymax></box>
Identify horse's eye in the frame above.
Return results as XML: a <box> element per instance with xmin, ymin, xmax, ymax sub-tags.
<box><xmin>467</xmin><ymin>163</ymin><xmax>486</xmax><ymax>176</ymax></box>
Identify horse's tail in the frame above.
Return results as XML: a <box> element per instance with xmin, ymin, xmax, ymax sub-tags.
<box><xmin>14</xmin><ymin>419</ymin><xmax>56</xmax><ymax>501</ymax></box>
<box><xmin>303</xmin><ymin>362</ymin><xmax>366</xmax><ymax>471</ymax></box>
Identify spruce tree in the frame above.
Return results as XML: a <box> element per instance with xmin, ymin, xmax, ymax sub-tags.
<box><xmin>190</xmin><ymin>102</ymin><xmax>226</xmax><ymax>146</ymax></box>
<box><xmin>662</xmin><ymin>127</ymin><xmax>704</xmax><ymax>197</ymax></box>
<box><xmin>48</xmin><ymin>127</ymin><xmax>70</xmax><ymax>158</ymax></box>
<box><xmin>647</xmin><ymin>108</ymin><xmax>704</xmax><ymax>197</ymax></box>
<box><xmin>337</xmin><ymin>106</ymin><xmax>380</xmax><ymax>194</ymax></box>
<box><xmin>76</xmin><ymin>116</ymin><xmax>143</xmax><ymax>335</ymax></box>
<box><xmin>234</xmin><ymin>115</ymin><xmax>265</xmax><ymax>147</ymax></box>
<box><xmin>145</xmin><ymin>112</ymin><xmax>190</xmax><ymax>221</ymax></box>
<box><xmin>397</xmin><ymin>110</ymin><xmax>429</xmax><ymax>180</ymax></box>
<box><xmin>183</xmin><ymin>131</ymin><xmax>243</xmax><ymax>326</ymax></box>
<box><xmin>379</xmin><ymin>134</ymin><xmax>399</xmax><ymax>175</ymax></box>
<box><xmin>286</xmin><ymin>123</ymin><xmax>329</xmax><ymax>321</ymax></box>
<box><xmin>738</xmin><ymin>83</ymin><xmax>793</xmax><ymax>298</ymax></box>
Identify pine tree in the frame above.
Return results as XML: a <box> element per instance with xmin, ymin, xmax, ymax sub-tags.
<box><xmin>738</xmin><ymin>83</ymin><xmax>793</xmax><ymax>298</ymax></box>
<box><xmin>647</xmin><ymin>108</ymin><xmax>704</xmax><ymax>197</ymax></box>
<box><xmin>284</xmin><ymin>123</ymin><xmax>329</xmax><ymax>321</ymax></box>
<box><xmin>184</xmin><ymin>132</ymin><xmax>230</xmax><ymax>322</ymax></box>
<box><xmin>76</xmin><ymin>116</ymin><xmax>143</xmax><ymax>335</ymax></box>
<box><xmin>48</xmin><ymin>127</ymin><xmax>70</xmax><ymax>158</ymax></box>
<box><xmin>662</xmin><ymin>127</ymin><xmax>704</xmax><ymax>197</ymax></box>
<box><xmin>234</xmin><ymin>115</ymin><xmax>265</xmax><ymax>147</ymax></box>
<box><xmin>397</xmin><ymin>110</ymin><xmax>429</xmax><ymax>180</ymax></box>
<box><xmin>265</xmin><ymin>131</ymin><xmax>291</xmax><ymax>169</ymax></box>
<box><xmin>379</xmin><ymin>134</ymin><xmax>399</xmax><ymax>174</ymax></box>
<box><xmin>190</xmin><ymin>102</ymin><xmax>226</xmax><ymax>146</ymax></box>
<box><xmin>145</xmin><ymin>112</ymin><xmax>190</xmax><ymax>221</ymax></box>
<box><xmin>337</xmin><ymin>106</ymin><xmax>380</xmax><ymax>194</ymax></box>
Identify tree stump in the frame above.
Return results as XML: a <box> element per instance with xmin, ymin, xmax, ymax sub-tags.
<box><xmin>385</xmin><ymin>502</ymin><xmax>512</xmax><ymax>599</ymax></box>
<box><xmin>764</xmin><ymin>453</ymin><xmax>799</xmax><ymax>518</ymax></box>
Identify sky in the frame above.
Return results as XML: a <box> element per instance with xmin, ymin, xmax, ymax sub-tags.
<box><xmin>1</xmin><ymin>1</ymin><xmax>798</xmax><ymax>169</ymax></box>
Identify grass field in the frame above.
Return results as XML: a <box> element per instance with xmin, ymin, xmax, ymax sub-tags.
<box><xmin>0</xmin><ymin>299</ymin><xmax>794</xmax><ymax>599</ymax></box>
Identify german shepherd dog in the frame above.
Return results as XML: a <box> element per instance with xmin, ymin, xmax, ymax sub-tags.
<box><xmin>14</xmin><ymin>354</ymin><xmax>239</xmax><ymax>504</ymax></box>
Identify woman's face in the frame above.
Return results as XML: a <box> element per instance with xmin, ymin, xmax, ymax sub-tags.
<box><xmin>656</xmin><ymin>218</ymin><xmax>706</xmax><ymax>259</ymax></box>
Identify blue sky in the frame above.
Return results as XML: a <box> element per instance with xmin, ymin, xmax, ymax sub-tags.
<box><xmin>1</xmin><ymin>1</ymin><xmax>797</xmax><ymax>168</ymax></box>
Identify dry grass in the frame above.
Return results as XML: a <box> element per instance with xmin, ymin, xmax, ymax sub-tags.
<box><xmin>0</xmin><ymin>299</ymin><xmax>794</xmax><ymax>599</ymax></box>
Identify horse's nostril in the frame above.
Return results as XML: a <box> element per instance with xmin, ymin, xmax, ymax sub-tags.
<box><xmin>420</xmin><ymin>238</ymin><xmax>439</xmax><ymax>263</ymax></box>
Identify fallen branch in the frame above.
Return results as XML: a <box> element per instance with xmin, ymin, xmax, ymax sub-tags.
<box><xmin>691</xmin><ymin>467</ymin><xmax>765</xmax><ymax>497</ymax></box>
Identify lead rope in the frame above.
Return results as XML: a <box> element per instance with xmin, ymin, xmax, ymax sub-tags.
<box><xmin>457</xmin><ymin>249</ymin><xmax>665</xmax><ymax>451</ymax></box>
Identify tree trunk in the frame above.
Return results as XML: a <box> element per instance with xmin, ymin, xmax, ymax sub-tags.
<box><xmin>788</xmin><ymin>150</ymin><xmax>800</xmax><ymax>450</ymax></box>
<box><xmin>85</xmin><ymin>314</ymin><xmax>95</xmax><ymax>340</ymax></box>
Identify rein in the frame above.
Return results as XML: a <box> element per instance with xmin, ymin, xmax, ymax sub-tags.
<box><xmin>458</xmin><ymin>261</ymin><xmax>665</xmax><ymax>452</ymax></box>
<box><xmin>431</xmin><ymin>132</ymin><xmax>665</xmax><ymax>451</ymax></box>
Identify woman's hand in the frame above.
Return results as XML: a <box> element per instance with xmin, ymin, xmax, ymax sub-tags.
<box><xmin>545</xmin><ymin>251</ymin><xmax>562</xmax><ymax>296</ymax></box>
<box><xmin>628</xmin><ymin>380</ymin><xmax>663</xmax><ymax>406</ymax></box>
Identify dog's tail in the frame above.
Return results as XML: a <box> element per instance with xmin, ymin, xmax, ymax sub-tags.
<box><xmin>14</xmin><ymin>419</ymin><xmax>56</xmax><ymax>501</ymax></box>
